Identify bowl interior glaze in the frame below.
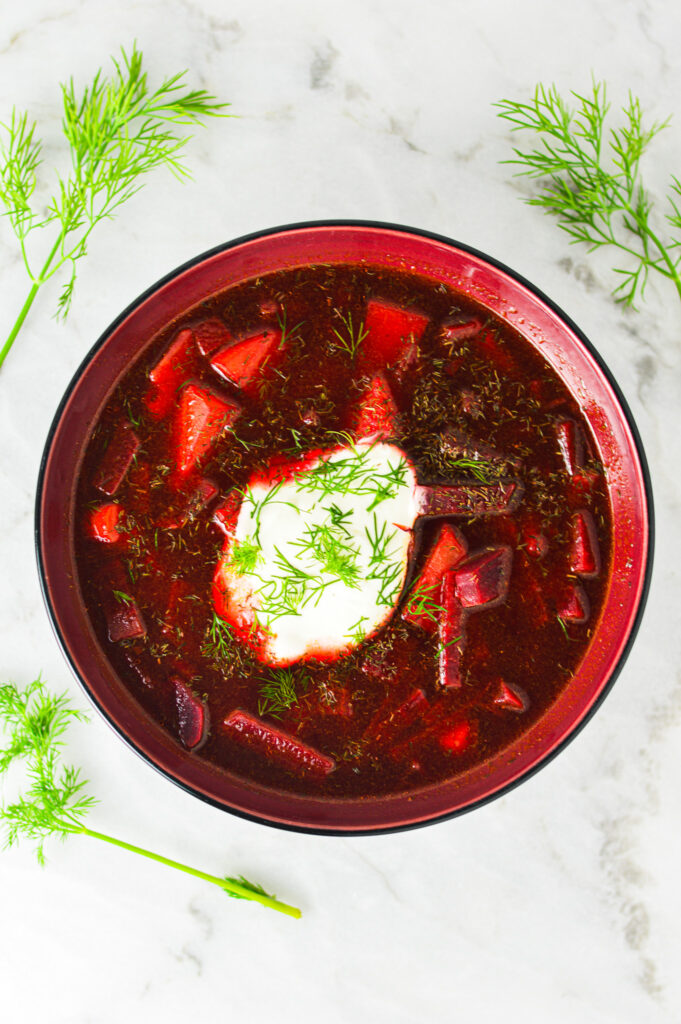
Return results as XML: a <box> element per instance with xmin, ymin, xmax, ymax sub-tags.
<box><xmin>36</xmin><ymin>222</ymin><xmax>653</xmax><ymax>834</ymax></box>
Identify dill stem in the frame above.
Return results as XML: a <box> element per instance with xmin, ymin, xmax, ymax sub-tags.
<box><xmin>0</xmin><ymin>230</ymin><xmax>64</xmax><ymax>369</ymax></box>
<box><xmin>78</xmin><ymin>825</ymin><xmax>302</xmax><ymax>918</ymax></box>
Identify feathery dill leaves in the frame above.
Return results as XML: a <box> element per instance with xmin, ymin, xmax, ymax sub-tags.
<box><xmin>404</xmin><ymin>581</ymin><xmax>446</xmax><ymax>628</ymax></box>
<box><xmin>0</xmin><ymin>43</ymin><xmax>230</xmax><ymax>369</ymax></box>
<box><xmin>331</xmin><ymin>308</ymin><xmax>368</xmax><ymax>358</ymax></box>
<box><xmin>0</xmin><ymin>677</ymin><xmax>301</xmax><ymax>917</ymax></box>
<box><xmin>496</xmin><ymin>81</ymin><xmax>681</xmax><ymax>307</ymax></box>
<box><xmin>257</xmin><ymin>668</ymin><xmax>311</xmax><ymax>719</ymax></box>
<box><xmin>228</xmin><ymin>536</ymin><xmax>262</xmax><ymax>575</ymax></box>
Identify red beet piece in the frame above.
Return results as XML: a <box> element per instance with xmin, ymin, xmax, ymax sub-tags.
<box><xmin>555</xmin><ymin>418</ymin><xmax>585</xmax><ymax>476</ymax></box>
<box><xmin>209</xmin><ymin>328</ymin><xmax>282</xmax><ymax>390</ymax></box>
<box><xmin>521</xmin><ymin>518</ymin><xmax>549</xmax><ymax>559</ymax></box>
<box><xmin>570</xmin><ymin>510</ymin><xmax>601</xmax><ymax>577</ymax></box>
<box><xmin>558</xmin><ymin>581</ymin><xmax>590</xmax><ymax>623</ymax></box>
<box><xmin>438</xmin><ymin>572</ymin><xmax>466</xmax><ymax>689</ymax></box>
<box><xmin>223</xmin><ymin>710</ymin><xmax>336</xmax><ymax>776</ymax></box>
<box><xmin>493</xmin><ymin>680</ymin><xmax>529</xmax><ymax>713</ymax></box>
<box><xmin>363</xmin><ymin>688</ymin><xmax>428</xmax><ymax>745</ymax></box>
<box><xmin>173</xmin><ymin>677</ymin><xmax>208</xmax><ymax>750</ymax></box>
<box><xmin>106</xmin><ymin>598</ymin><xmax>146</xmax><ymax>643</ymax></box>
<box><xmin>403</xmin><ymin>524</ymin><xmax>468</xmax><ymax>632</ymax></box>
<box><xmin>174</xmin><ymin>383</ymin><xmax>241</xmax><ymax>477</ymax></box>
<box><xmin>440</xmin><ymin>427</ymin><xmax>522</xmax><ymax>473</ymax></box>
<box><xmin>352</xmin><ymin>372</ymin><xmax>400</xmax><ymax>440</ymax></box>
<box><xmin>145</xmin><ymin>329</ymin><xmax>196</xmax><ymax>419</ymax></box>
<box><xmin>158</xmin><ymin>478</ymin><xmax>218</xmax><ymax>529</ymax></box>
<box><xmin>441</xmin><ymin>319</ymin><xmax>483</xmax><ymax>343</ymax></box>
<box><xmin>417</xmin><ymin>480</ymin><xmax>524</xmax><ymax>518</ymax></box>
<box><xmin>477</xmin><ymin>329</ymin><xmax>517</xmax><ymax>376</ymax></box>
<box><xmin>358</xmin><ymin>299</ymin><xmax>429</xmax><ymax>373</ymax></box>
<box><xmin>439</xmin><ymin>718</ymin><xmax>476</xmax><ymax>754</ymax></box>
<box><xmin>94</xmin><ymin>421</ymin><xmax>140</xmax><ymax>496</ymax></box>
<box><xmin>194</xmin><ymin>318</ymin><xmax>232</xmax><ymax>358</ymax></box>
<box><xmin>212</xmin><ymin>489</ymin><xmax>243</xmax><ymax>536</ymax></box>
<box><xmin>87</xmin><ymin>503</ymin><xmax>123</xmax><ymax>543</ymax></box>
<box><xmin>454</xmin><ymin>546</ymin><xmax>512</xmax><ymax>609</ymax></box>
<box><xmin>360</xmin><ymin>648</ymin><xmax>397</xmax><ymax>682</ymax></box>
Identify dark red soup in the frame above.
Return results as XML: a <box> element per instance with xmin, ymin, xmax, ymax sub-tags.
<box><xmin>74</xmin><ymin>264</ymin><xmax>611</xmax><ymax>798</ymax></box>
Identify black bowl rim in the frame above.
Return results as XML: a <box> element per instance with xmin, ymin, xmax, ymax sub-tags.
<box><xmin>35</xmin><ymin>218</ymin><xmax>655</xmax><ymax>836</ymax></box>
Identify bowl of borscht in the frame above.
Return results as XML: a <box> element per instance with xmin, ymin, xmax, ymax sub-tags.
<box><xmin>36</xmin><ymin>221</ymin><xmax>653</xmax><ymax>834</ymax></box>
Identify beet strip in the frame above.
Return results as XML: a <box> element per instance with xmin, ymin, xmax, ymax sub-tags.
<box><xmin>416</xmin><ymin>480</ymin><xmax>523</xmax><ymax>518</ymax></box>
<box><xmin>223</xmin><ymin>710</ymin><xmax>336</xmax><ymax>776</ymax></box>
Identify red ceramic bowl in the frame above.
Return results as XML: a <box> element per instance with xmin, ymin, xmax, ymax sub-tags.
<box><xmin>36</xmin><ymin>221</ymin><xmax>653</xmax><ymax>834</ymax></box>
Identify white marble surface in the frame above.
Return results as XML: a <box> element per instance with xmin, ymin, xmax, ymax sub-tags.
<box><xmin>1</xmin><ymin>1</ymin><xmax>680</xmax><ymax>1021</ymax></box>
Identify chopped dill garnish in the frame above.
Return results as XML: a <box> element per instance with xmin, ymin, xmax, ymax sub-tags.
<box><xmin>331</xmin><ymin>308</ymin><xmax>368</xmax><ymax>358</ymax></box>
<box><xmin>257</xmin><ymin>667</ymin><xmax>311</xmax><ymax>719</ymax></box>
<box><xmin>112</xmin><ymin>590</ymin><xmax>133</xmax><ymax>605</ymax></box>
<box><xmin>345</xmin><ymin>615</ymin><xmax>370</xmax><ymax>645</ymax></box>
<box><xmin>229</xmin><ymin>536</ymin><xmax>262</xmax><ymax>575</ymax></box>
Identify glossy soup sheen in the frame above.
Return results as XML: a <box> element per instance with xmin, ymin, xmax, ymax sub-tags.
<box><xmin>74</xmin><ymin>263</ymin><xmax>612</xmax><ymax>798</ymax></box>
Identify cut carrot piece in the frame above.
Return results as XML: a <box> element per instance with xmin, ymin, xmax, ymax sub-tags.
<box><xmin>352</xmin><ymin>372</ymin><xmax>399</xmax><ymax>440</ymax></box>
<box><xmin>173</xmin><ymin>677</ymin><xmax>208</xmax><ymax>750</ymax></box>
<box><xmin>454</xmin><ymin>546</ymin><xmax>512</xmax><ymax>609</ymax></box>
<box><xmin>209</xmin><ymin>328</ymin><xmax>282</xmax><ymax>390</ymax></box>
<box><xmin>555</xmin><ymin>418</ymin><xmax>585</xmax><ymax>476</ymax></box>
<box><xmin>223</xmin><ymin>710</ymin><xmax>336</xmax><ymax>776</ymax></box>
<box><xmin>87</xmin><ymin>503</ymin><xmax>123</xmax><ymax>543</ymax></box>
<box><xmin>94</xmin><ymin>421</ymin><xmax>140</xmax><ymax>496</ymax></box>
<box><xmin>144</xmin><ymin>329</ymin><xmax>196</xmax><ymax>418</ymax></box>
<box><xmin>558</xmin><ymin>582</ymin><xmax>590</xmax><ymax>623</ymax></box>
<box><xmin>212</xmin><ymin>490</ymin><xmax>243</xmax><ymax>536</ymax></box>
<box><xmin>174</xmin><ymin>383</ymin><xmax>241</xmax><ymax>478</ymax></box>
<box><xmin>493</xmin><ymin>679</ymin><xmax>529</xmax><ymax>713</ymax></box>
<box><xmin>403</xmin><ymin>524</ymin><xmax>468</xmax><ymax>632</ymax></box>
<box><xmin>194</xmin><ymin>318</ymin><xmax>232</xmax><ymax>358</ymax></box>
<box><xmin>570</xmin><ymin>510</ymin><xmax>601</xmax><ymax>577</ymax></box>
<box><xmin>438</xmin><ymin>572</ymin><xmax>465</xmax><ymax>689</ymax></box>
<box><xmin>358</xmin><ymin>299</ymin><xmax>429</xmax><ymax>373</ymax></box>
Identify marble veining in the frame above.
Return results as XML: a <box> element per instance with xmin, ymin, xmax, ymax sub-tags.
<box><xmin>1</xmin><ymin>1</ymin><xmax>680</xmax><ymax>1022</ymax></box>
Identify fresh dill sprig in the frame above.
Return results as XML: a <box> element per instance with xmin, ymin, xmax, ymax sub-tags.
<box><xmin>0</xmin><ymin>43</ymin><xmax>230</xmax><ymax>369</ymax></box>
<box><xmin>257</xmin><ymin>668</ymin><xmax>310</xmax><ymax>720</ymax></box>
<box><xmin>228</xmin><ymin>536</ymin><xmax>262</xmax><ymax>576</ymax></box>
<box><xmin>496</xmin><ymin>80</ymin><xmax>681</xmax><ymax>307</ymax></box>
<box><xmin>200</xmin><ymin>612</ymin><xmax>235</xmax><ymax>664</ymax></box>
<box><xmin>0</xmin><ymin>677</ymin><xmax>300</xmax><ymax>917</ymax></box>
<box><xmin>345</xmin><ymin>615</ymin><xmax>370</xmax><ymax>645</ymax></box>
<box><xmin>112</xmin><ymin>589</ymin><xmax>133</xmax><ymax>606</ymax></box>
<box><xmin>404</xmin><ymin>581</ymin><xmax>446</xmax><ymax>628</ymax></box>
<box><xmin>446</xmin><ymin>456</ymin><xmax>500</xmax><ymax>484</ymax></box>
<box><xmin>290</xmin><ymin>520</ymin><xmax>362</xmax><ymax>589</ymax></box>
<box><xmin>331</xmin><ymin>308</ymin><xmax>368</xmax><ymax>358</ymax></box>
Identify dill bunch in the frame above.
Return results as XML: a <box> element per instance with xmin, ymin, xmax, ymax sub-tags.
<box><xmin>0</xmin><ymin>677</ymin><xmax>300</xmax><ymax>917</ymax></box>
<box><xmin>0</xmin><ymin>43</ymin><xmax>230</xmax><ymax>369</ymax></box>
<box><xmin>496</xmin><ymin>81</ymin><xmax>681</xmax><ymax>307</ymax></box>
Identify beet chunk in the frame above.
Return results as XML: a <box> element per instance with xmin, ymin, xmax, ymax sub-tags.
<box><xmin>194</xmin><ymin>318</ymin><xmax>232</xmax><ymax>358</ymax></box>
<box><xmin>438</xmin><ymin>572</ymin><xmax>466</xmax><ymax>689</ymax></box>
<box><xmin>174</xmin><ymin>383</ymin><xmax>241</xmax><ymax>478</ymax></box>
<box><xmin>209</xmin><ymin>328</ymin><xmax>282</xmax><ymax>390</ymax></box>
<box><xmin>454</xmin><ymin>546</ymin><xmax>512</xmax><ymax>609</ymax></box>
<box><xmin>94</xmin><ymin>421</ymin><xmax>140</xmax><ymax>496</ymax></box>
<box><xmin>555</xmin><ymin>418</ymin><xmax>585</xmax><ymax>476</ymax></box>
<box><xmin>173</xmin><ymin>677</ymin><xmax>208</xmax><ymax>750</ymax></box>
<box><xmin>87</xmin><ymin>503</ymin><xmax>123</xmax><ymax>543</ymax></box>
<box><xmin>352</xmin><ymin>372</ymin><xmax>400</xmax><ymax>441</ymax></box>
<box><xmin>558</xmin><ymin>582</ymin><xmax>590</xmax><ymax>623</ymax></box>
<box><xmin>570</xmin><ymin>510</ymin><xmax>601</xmax><ymax>578</ymax></box>
<box><xmin>145</xmin><ymin>328</ymin><xmax>196</xmax><ymax>419</ymax></box>
<box><xmin>223</xmin><ymin>710</ymin><xmax>336</xmax><ymax>776</ymax></box>
<box><xmin>493</xmin><ymin>680</ymin><xmax>529</xmax><ymax>713</ymax></box>
<box><xmin>403</xmin><ymin>524</ymin><xmax>467</xmax><ymax>632</ymax></box>
<box><xmin>358</xmin><ymin>299</ymin><xmax>429</xmax><ymax>373</ymax></box>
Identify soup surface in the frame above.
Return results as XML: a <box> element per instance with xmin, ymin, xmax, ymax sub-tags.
<box><xmin>74</xmin><ymin>263</ymin><xmax>611</xmax><ymax>797</ymax></box>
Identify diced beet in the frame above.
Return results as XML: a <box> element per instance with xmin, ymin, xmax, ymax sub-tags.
<box><xmin>438</xmin><ymin>573</ymin><xmax>466</xmax><ymax>689</ymax></box>
<box><xmin>174</xmin><ymin>383</ymin><xmax>241</xmax><ymax>478</ymax></box>
<box><xmin>363</xmin><ymin>688</ymin><xmax>428</xmax><ymax>745</ymax></box>
<box><xmin>476</xmin><ymin>329</ymin><xmax>517</xmax><ymax>376</ymax></box>
<box><xmin>194</xmin><ymin>318</ymin><xmax>232</xmax><ymax>358</ymax></box>
<box><xmin>440</xmin><ymin>427</ymin><xmax>522</xmax><ymax>473</ymax></box>
<box><xmin>173</xmin><ymin>677</ymin><xmax>208</xmax><ymax>750</ymax></box>
<box><xmin>555</xmin><ymin>418</ymin><xmax>585</xmax><ymax>476</ymax></box>
<box><xmin>358</xmin><ymin>299</ymin><xmax>429</xmax><ymax>373</ymax></box>
<box><xmin>144</xmin><ymin>329</ymin><xmax>196</xmax><ymax>419</ymax></box>
<box><xmin>94</xmin><ymin>421</ymin><xmax>140</xmax><ymax>496</ymax></box>
<box><xmin>212</xmin><ymin>490</ymin><xmax>243</xmax><ymax>536</ymax></box>
<box><xmin>493</xmin><ymin>680</ymin><xmax>529</xmax><ymax>713</ymax></box>
<box><xmin>557</xmin><ymin>581</ymin><xmax>590</xmax><ymax>623</ymax></box>
<box><xmin>570</xmin><ymin>466</ymin><xmax>602</xmax><ymax>499</ymax></box>
<box><xmin>416</xmin><ymin>480</ymin><xmax>524</xmax><ymax>518</ymax></box>
<box><xmin>454</xmin><ymin>546</ymin><xmax>512</xmax><ymax>610</ymax></box>
<box><xmin>441</xmin><ymin>319</ymin><xmax>483</xmax><ymax>343</ymax></box>
<box><xmin>209</xmin><ymin>328</ymin><xmax>282</xmax><ymax>390</ymax></box>
<box><xmin>352</xmin><ymin>372</ymin><xmax>400</xmax><ymax>441</ymax></box>
<box><xmin>107</xmin><ymin>600</ymin><xmax>146</xmax><ymax>642</ymax></box>
<box><xmin>570</xmin><ymin>510</ymin><xmax>601</xmax><ymax>577</ymax></box>
<box><xmin>438</xmin><ymin>717</ymin><xmax>476</xmax><ymax>754</ymax></box>
<box><xmin>158</xmin><ymin>478</ymin><xmax>219</xmax><ymax>529</ymax></box>
<box><xmin>223</xmin><ymin>710</ymin><xmax>336</xmax><ymax>776</ymax></box>
<box><xmin>403</xmin><ymin>524</ymin><xmax>468</xmax><ymax>632</ymax></box>
<box><xmin>521</xmin><ymin>519</ymin><xmax>549</xmax><ymax>559</ymax></box>
<box><xmin>87</xmin><ymin>503</ymin><xmax>123</xmax><ymax>543</ymax></box>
